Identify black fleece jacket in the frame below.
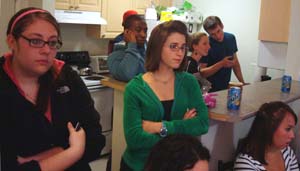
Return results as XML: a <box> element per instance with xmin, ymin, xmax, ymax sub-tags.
<box><xmin>0</xmin><ymin>57</ymin><xmax>105</xmax><ymax>171</ymax></box>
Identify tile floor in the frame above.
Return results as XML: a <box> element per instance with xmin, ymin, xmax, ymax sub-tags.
<box><xmin>89</xmin><ymin>155</ymin><xmax>109</xmax><ymax>171</ymax></box>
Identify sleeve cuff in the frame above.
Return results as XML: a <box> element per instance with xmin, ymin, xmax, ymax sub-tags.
<box><xmin>19</xmin><ymin>160</ymin><xmax>41</xmax><ymax>171</ymax></box>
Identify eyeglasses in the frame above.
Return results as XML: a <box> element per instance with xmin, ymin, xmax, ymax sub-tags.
<box><xmin>167</xmin><ymin>43</ymin><xmax>188</xmax><ymax>52</ymax></box>
<box><xmin>20</xmin><ymin>35</ymin><xmax>62</xmax><ymax>50</ymax></box>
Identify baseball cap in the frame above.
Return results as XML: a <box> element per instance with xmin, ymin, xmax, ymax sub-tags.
<box><xmin>122</xmin><ymin>10</ymin><xmax>138</xmax><ymax>25</ymax></box>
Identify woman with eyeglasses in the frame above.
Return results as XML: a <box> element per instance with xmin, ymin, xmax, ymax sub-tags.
<box><xmin>0</xmin><ymin>7</ymin><xmax>105</xmax><ymax>171</ymax></box>
<box><xmin>121</xmin><ymin>20</ymin><xmax>209</xmax><ymax>171</ymax></box>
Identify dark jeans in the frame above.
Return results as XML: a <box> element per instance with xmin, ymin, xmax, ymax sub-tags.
<box><xmin>120</xmin><ymin>157</ymin><xmax>134</xmax><ymax>171</ymax></box>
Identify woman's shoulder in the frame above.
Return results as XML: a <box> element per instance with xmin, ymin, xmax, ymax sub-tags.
<box><xmin>125</xmin><ymin>73</ymin><xmax>144</xmax><ymax>90</ymax></box>
<box><xmin>176</xmin><ymin>72</ymin><xmax>198</xmax><ymax>83</ymax></box>
<box><xmin>282</xmin><ymin>145</ymin><xmax>297</xmax><ymax>157</ymax></box>
<box><xmin>176</xmin><ymin>71</ymin><xmax>194</xmax><ymax>78</ymax></box>
<box><xmin>235</xmin><ymin>153</ymin><xmax>265</xmax><ymax>170</ymax></box>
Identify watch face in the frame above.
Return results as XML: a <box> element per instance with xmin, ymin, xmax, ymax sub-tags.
<box><xmin>160</xmin><ymin>127</ymin><xmax>168</xmax><ymax>137</ymax></box>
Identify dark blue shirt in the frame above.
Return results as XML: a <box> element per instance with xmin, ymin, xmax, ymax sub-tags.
<box><xmin>200</xmin><ymin>32</ymin><xmax>238</xmax><ymax>92</ymax></box>
<box><xmin>113</xmin><ymin>33</ymin><xmax>124</xmax><ymax>43</ymax></box>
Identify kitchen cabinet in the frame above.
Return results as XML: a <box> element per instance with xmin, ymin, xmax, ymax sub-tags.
<box><xmin>258</xmin><ymin>0</ymin><xmax>291</xmax><ymax>42</ymax></box>
<box><xmin>87</xmin><ymin>0</ymin><xmax>132</xmax><ymax>39</ymax></box>
<box><xmin>133</xmin><ymin>0</ymin><xmax>172</xmax><ymax>14</ymax></box>
<box><xmin>55</xmin><ymin>0</ymin><xmax>101</xmax><ymax>12</ymax></box>
<box><xmin>86</xmin><ymin>0</ymin><xmax>171</xmax><ymax>39</ymax></box>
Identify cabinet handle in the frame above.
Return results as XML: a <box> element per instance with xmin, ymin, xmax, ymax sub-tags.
<box><xmin>69</xmin><ymin>5</ymin><xmax>74</xmax><ymax>9</ymax></box>
<box><xmin>75</xmin><ymin>6</ymin><xmax>79</xmax><ymax>9</ymax></box>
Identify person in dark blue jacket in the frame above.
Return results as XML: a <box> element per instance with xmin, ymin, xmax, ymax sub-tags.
<box><xmin>107</xmin><ymin>14</ymin><xmax>147</xmax><ymax>82</ymax></box>
<box><xmin>107</xmin><ymin>10</ymin><xmax>138</xmax><ymax>55</ymax></box>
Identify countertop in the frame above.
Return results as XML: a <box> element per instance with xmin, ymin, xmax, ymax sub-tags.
<box><xmin>101</xmin><ymin>77</ymin><xmax>300</xmax><ymax>122</ymax></box>
<box><xmin>210</xmin><ymin>78</ymin><xmax>300</xmax><ymax>122</ymax></box>
<box><xmin>101</xmin><ymin>76</ymin><xmax>127</xmax><ymax>92</ymax></box>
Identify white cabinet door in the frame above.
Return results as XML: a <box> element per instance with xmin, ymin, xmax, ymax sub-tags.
<box><xmin>56</xmin><ymin>0</ymin><xmax>101</xmax><ymax>11</ymax></box>
<box><xmin>87</xmin><ymin>0</ymin><xmax>132</xmax><ymax>38</ymax></box>
<box><xmin>0</xmin><ymin>0</ymin><xmax>15</xmax><ymax>53</ymax></box>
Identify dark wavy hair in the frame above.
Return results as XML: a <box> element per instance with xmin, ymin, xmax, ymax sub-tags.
<box><xmin>145</xmin><ymin>20</ymin><xmax>188</xmax><ymax>72</ymax></box>
<box><xmin>235</xmin><ymin>101</ymin><xmax>297</xmax><ymax>165</ymax></box>
<box><xmin>6</xmin><ymin>7</ymin><xmax>61</xmax><ymax>114</ymax></box>
<box><xmin>144</xmin><ymin>134</ymin><xmax>210</xmax><ymax>171</ymax></box>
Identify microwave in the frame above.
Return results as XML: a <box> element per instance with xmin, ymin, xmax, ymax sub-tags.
<box><xmin>90</xmin><ymin>55</ymin><xmax>109</xmax><ymax>74</ymax></box>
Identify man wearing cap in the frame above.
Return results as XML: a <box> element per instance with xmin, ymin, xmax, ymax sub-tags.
<box><xmin>113</xmin><ymin>10</ymin><xmax>138</xmax><ymax>44</ymax></box>
<box><xmin>108</xmin><ymin>13</ymin><xmax>148</xmax><ymax>82</ymax></box>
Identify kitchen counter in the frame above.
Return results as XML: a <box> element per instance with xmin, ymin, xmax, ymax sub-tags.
<box><xmin>101</xmin><ymin>77</ymin><xmax>300</xmax><ymax>171</ymax></box>
<box><xmin>209</xmin><ymin>78</ymin><xmax>300</xmax><ymax>122</ymax></box>
<box><xmin>102</xmin><ymin>77</ymin><xmax>300</xmax><ymax>121</ymax></box>
<box><xmin>101</xmin><ymin>76</ymin><xmax>126</xmax><ymax>92</ymax></box>
<box><xmin>101</xmin><ymin>77</ymin><xmax>127</xmax><ymax>171</ymax></box>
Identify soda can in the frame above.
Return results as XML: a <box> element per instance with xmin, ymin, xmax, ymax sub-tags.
<box><xmin>229</xmin><ymin>81</ymin><xmax>244</xmax><ymax>92</ymax></box>
<box><xmin>281</xmin><ymin>75</ymin><xmax>292</xmax><ymax>93</ymax></box>
<box><xmin>227</xmin><ymin>87</ymin><xmax>242</xmax><ymax>110</ymax></box>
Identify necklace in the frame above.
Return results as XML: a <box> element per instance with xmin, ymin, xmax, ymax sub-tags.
<box><xmin>150</xmin><ymin>72</ymin><xmax>174</xmax><ymax>84</ymax></box>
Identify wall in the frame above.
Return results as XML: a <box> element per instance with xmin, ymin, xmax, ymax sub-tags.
<box><xmin>286</xmin><ymin>0</ymin><xmax>300</xmax><ymax>80</ymax></box>
<box><xmin>175</xmin><ymin>0</ymin><xmax>286</xmax><ymax>82</ymax></box>
<box><xmin>187</xmin><ymin>0</ymin><xmax>261</xmax><ymax>83</ymax></box>
<box><xmin>59</xmin><ymin>24</ymin><xmax>108</xmax><ymax>55</ymax></box>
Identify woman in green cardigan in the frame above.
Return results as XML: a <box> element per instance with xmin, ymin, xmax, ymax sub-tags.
<box><xmin>121</xmin><ymin>20</ymin><xmax>209</xmax><ymax>171</ymax></box>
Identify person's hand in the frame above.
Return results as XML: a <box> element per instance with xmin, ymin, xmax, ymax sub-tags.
<box><xmin>124</xmin><ymin>29</ymin><xmax>136</xmax><ymax>43</ymax></box>
<box><xmin>67</xmin><ymin>122</ymin><xmax>86</xmax><ymax>156</ymax></box>
<box><xmin>17</xmin><ymin>156</ymin><xmax>30</xmax><ymax>164</ymax></box>
<box><xmin>221</xmin><ymin>56</ymin><xmax>235</xmax><ymax>68</ymax></box>
<box><xmin>183</xmin><ymin>108</ymin><xmax>197</xmax><ymax>120</ymax></box>
<box><xmin>17</xmin><ymin>147</ymin><xmax>64</xmax><ymax>164</ymax></box>
<box><xmin>142</xmin><ymin>120</ymin><xmax>161</xmax><ymax>134</ymax></box>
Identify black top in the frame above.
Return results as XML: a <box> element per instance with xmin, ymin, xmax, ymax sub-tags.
<box><xmin>185</xmin><ymin>56</ymin><xmax>199</xmax><ymax>74</ymax></box>
<box><xmin>161</xmin><ymin>99</ymin><xmax>174</xmax><ymax>121</ymax></box>
<box><xmin>0</xmin><ymin>57</ymin><xmax>105</xmax><ymax>171</ymax></box>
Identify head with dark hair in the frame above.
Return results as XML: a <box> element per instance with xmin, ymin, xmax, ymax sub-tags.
<box><xmin>144</xmin><ymin>134</ymin><xmax>210</xmax><ymax>171</ymax></box>
<box><xmin>121</xmin><ymin>10</ymin><xmax>138</xmax><ymax>26</ymax></box>
<box><xmin>236</xmin><ymin>101</ymin><xmax>297</xmax><ymax>165</ymax></box>
<box><xmin>123</xmin><ymin>14</ymin><xmax>145</xmax><ymax>29</ymax></box>
<box><xmin>123</xmin><ymin>14</ymin><xmax>147</xmax><ymax>46</ymax></box>
<box><xmin>145</xmin><ymin>20</ymin><xmax>189</xmax><ymax>72</ymax></box>
<box><xmin>203</xmin><ymin>16</ymin><xmax>223</xmax><ymax>33</ymax></box>
<box><xmin>203</xmin><ymin>16</ymin><xmax>224</xmax><ymax>42</ymax></box>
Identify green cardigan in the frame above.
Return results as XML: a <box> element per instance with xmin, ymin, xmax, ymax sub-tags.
<box><xmin>122</xmin><ymin>72</ymin><xmax>209</xmax><ymax>171</ymax></box>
